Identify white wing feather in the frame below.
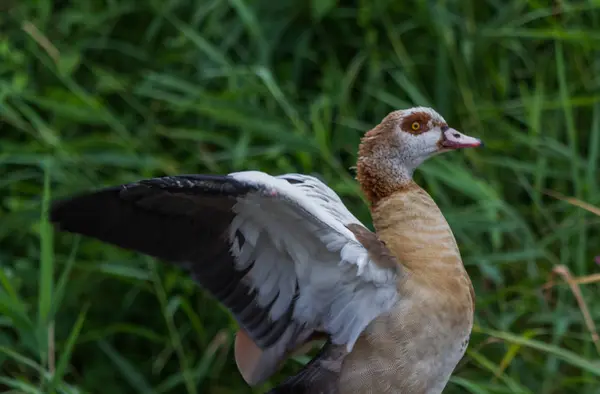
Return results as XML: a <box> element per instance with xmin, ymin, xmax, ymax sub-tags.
<box><xmin>227</xmin><ymin>170</ymin><xmax>399</xmax><ymax>351</ymax></box>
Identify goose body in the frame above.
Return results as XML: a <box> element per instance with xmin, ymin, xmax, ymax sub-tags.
<box><xmin>50</xmin><ymin>106</ymin><xmax>482</xmax><ymax>393</ymax></box>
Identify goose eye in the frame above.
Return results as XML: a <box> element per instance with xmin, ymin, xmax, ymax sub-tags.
<box><xmin>411</xmin><ymin>122</ymin><xmax>421</xmax><ymax>131</ymax></box>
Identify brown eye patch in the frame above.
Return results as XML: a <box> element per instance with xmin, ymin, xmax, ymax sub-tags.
<box><xmin>401</xmin><ymin>112</ymin><xmax>432</xmax><ymax>134</ymax></box>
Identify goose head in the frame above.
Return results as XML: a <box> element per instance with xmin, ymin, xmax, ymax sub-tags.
<box><xmin>356</xmin><ymin>106</ymin><xmax>482</xmax><ymax>204</ymax></box>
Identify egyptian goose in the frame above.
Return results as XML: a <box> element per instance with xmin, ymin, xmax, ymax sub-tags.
<box><xmin>50</xmin><ymin>106</ymin><xmax>482</xmax><ymax>394</ymax></box>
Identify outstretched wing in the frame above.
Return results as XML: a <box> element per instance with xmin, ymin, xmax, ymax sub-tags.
<box><xmin>50</xmin><ymin>170</ymin><xmax>401</xmax><ymax>385</ymax></box>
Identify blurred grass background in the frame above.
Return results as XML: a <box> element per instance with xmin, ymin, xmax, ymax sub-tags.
<box><xmin>1</xmin><ymin>0</ymin><xmax>600</xmax><ymax>393</ymax></box>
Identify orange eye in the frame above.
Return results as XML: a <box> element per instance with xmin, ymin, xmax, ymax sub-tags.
<box><xmin>411</xmin><ymin>122</ymin><xmax>421</xmax><ymax>131</ymax></box>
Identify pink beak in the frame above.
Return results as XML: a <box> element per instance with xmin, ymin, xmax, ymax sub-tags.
<box><xmin>441</xmin><ymin>128</ymin><xmax>483</xmax><ymax>149</ymax></box>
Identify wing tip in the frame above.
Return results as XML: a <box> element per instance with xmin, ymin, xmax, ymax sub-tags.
<box><xmin>48</xmin><ymin>185</ymin><xmax>132</xmax><ymax>241</ymax></box>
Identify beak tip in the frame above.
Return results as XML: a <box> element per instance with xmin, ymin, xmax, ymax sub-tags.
<box><xmin>442</xmin><ymin>129</ymin><xmax>483</xmax><ymax>150</ymax></box>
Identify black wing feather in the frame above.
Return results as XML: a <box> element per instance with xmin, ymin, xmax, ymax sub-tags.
<box><xmin>50</xmin><ymin>174</ymin><xmax>298</xmax><ymax>349</ymax></box>
<box><xmin>267</xmin><ymin>341</ymin><xmax>343</xmax><ymax>394</ymax></box>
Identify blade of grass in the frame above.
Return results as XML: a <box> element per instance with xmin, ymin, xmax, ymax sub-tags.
<box><xmin>38</xmin><ymin>158</ymin><xmax>55</xmax><ymax>378</ymax></box>
<box><xmin>477</xmin><ymin>328</ymin><xmax>600</xmax><ymax>376</ymax></box>
<box><xmin>148</xmin><ymin>260</ymin><xmax>197</xmax><ymax>394</ymax></box>
<box><xmin>97</xmin><ymin>340</ymin><xmax>155</xmax><ymax>394</ymax></box>
<box><xmin>47</xmin><ymin>306</ymin><xmax>88</xmax><ymax>392</ymax></box>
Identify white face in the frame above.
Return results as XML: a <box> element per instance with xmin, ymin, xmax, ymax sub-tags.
<box><xmin>392</xmin><ymin>107</ymin><xmax>482</xmax><ymax>171</ymax></box>
<box><xmin>393</xmin><ymin>125</ymin><xmax>444</xmax><ymax>170</ymax></box>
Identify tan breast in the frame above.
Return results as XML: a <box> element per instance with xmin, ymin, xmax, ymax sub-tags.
<box><xmin>373</xmin><ymin>183</ymin><xmax>474</xmax><ymax>307</ymax></box>
<box><xmin>338</xmin><ymin>184</ymin><xmax>474</xmax><ymax>394</ymax></box>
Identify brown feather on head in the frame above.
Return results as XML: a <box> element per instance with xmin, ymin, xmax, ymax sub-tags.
<box><xmin>399</xmin><ymin>111</ymin><xmax>448</xmax><ymax>135</ymax></box>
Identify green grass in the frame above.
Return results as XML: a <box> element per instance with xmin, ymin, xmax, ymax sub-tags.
<box><xmin>1</xmin><ymin>0</ymin><xmax>600</xmax><ymax>393</ymax></box>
